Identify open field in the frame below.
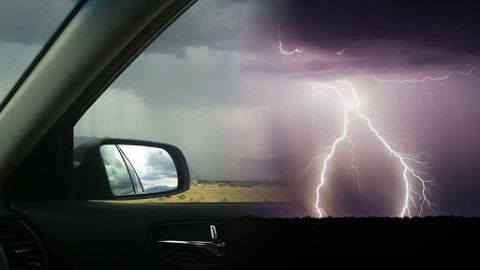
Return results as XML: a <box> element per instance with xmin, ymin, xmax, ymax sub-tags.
<box><xmin>125</xmin><ymin>181</ymin><xmax>290</xmax><ymax>203</ymax></box>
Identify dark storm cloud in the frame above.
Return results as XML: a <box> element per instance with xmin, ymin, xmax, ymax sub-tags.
<box><xmin>405</xmin><ymin>53</ymin><xmax>456</xmax><ymax>66</ymax></box>
<box><xmin>240</xmin><ymin>57</ymin><xmax>365</xmax><ymax>79</ymax></box>
<box><xmin>142</xmin><ymin>0</ymin><xmax>480</xmax><ymax>81</ymax></box>
<box><xmin>145</xmin><ymin>0</ymin><xmax>268</xmax><ymax>56</ymax></box>
<box><xmin>240</xmin><ymin>60</ymin><xmax>301</xmax><ymax>74</ymax></box>
<box><xmin>266</xmin><ymin>0</ymin><xmax>480</xmax><ymax>56</ymax></box>
<box><xmin>144</xmin><ymin>151</ymin><xmax>177</xmax><ymax>180</ymax></box>
<box><xmin>305</xmin><ymin>60</ymin><xmax>332</xmax><ymax>71</ymax></box>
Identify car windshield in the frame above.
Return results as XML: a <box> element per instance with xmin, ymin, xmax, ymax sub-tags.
<box><xmin>0</xmin><ymin>0</ymin><xmax>77</xmax><ymax>106</ymax></box>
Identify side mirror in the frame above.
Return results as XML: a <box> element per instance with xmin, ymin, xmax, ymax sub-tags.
<box><xmin>73</xmin><ymin>139</ymin><xmax>189</xmax><ymax>200</ymax></box>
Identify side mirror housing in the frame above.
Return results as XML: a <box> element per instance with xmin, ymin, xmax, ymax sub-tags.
<box><xmin>73</xmin><ymin>139</ymin><xmax>189</xmax><ymax>200</ymax></box>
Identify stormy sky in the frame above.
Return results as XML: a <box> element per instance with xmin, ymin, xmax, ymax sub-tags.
<box><xmin>2</xmin><ymin>0</ymin><xmax>480</xmax><ymax>216</ymax></box>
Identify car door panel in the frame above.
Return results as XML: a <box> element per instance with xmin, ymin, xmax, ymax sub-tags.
<box><xmin>11</xmin><ymin>201</ymin><xmax>298</xmax><ymax>269</ymax></box>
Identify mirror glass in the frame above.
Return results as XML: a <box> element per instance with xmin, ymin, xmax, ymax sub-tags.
<box><xmin>100</xmin><ymin>144</ymin><xmax>178</xmax><ymax>196</ymax></box>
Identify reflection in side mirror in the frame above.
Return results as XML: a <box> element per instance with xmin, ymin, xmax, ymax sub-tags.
<box><xmin>100</xmin><ymin>144</ymin><xmax>179</xmax><ymax>197</ymax></box>
<box><xmin>73</xmin><ymin>138</ymin><xmax>189</xmax><ymax>200</ymax></box>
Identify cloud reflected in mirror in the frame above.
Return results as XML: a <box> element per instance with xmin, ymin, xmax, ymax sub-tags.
<box><xmin>100</xmin><ymin>144</ymin><xmax>178</xmax><ymax>196</ymax></box>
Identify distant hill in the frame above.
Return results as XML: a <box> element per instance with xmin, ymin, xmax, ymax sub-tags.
<box><xmin>144</xmin><ymin>185</ymin><xmax>174</xmax><ymax>193</ymax></box>
<box><xmin>188</xmin><ymin>153</ymin><xmax>287</xmax><ymax>182</ymax></box>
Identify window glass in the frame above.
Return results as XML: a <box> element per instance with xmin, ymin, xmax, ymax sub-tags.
<box><xmin>0</xmin><ymin>0</ymin><xmax>77</xmax><ymax>104</ymax></box>
<box><xmin>75</xmin><ymin>1</ymin><xmax>480</xmax><ymax>217</ymax></box>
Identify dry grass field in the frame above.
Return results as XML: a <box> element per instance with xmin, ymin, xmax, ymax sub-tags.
<box><xmin>121</xmin><ymin>181</ymin><xmax>290</xmax><ymax>203</ymax></box>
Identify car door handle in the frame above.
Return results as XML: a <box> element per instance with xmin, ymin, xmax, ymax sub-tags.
<box><xmin>154</xmin><ymin>225</ymin><xmax>226</xmax><ymax>258</ymax></box>
<box><xmin>155</xmin><ymin>239</ymin><xmax>226</xmax><ymax>257</ymax></box>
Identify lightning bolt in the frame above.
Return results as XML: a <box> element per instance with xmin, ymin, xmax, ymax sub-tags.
<box><xmin>313</xmin><ymin>80</ymin><xmax>433</xmax><ymax>217</ymax></box>
<box><xmin>372</xmin><ymin>67</ymin><xmax>478</xmax><ymax>83</ymax></box>
<box><xmin>373</xmin><ymin>67</ymin><xmax>478</xmax><ymax>109</ymax></box>
<box><xmin>277</xmin><ymin>31</ymin><xmax>304</xmax><ymax>55</ymax></box>
<box><xmin>336</xmin><ymin>39</ymin><xmax>363</xmax><ymax>56</ymax></box>
<box><xmin>277</xmin><ymin>36</ymin><xmax>434</xmax><ymax>217</ymax></box>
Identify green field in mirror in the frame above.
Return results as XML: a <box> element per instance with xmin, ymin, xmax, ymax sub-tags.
<box><xmin>99</xmin><ymin>144</ymin><xmax>178</xmax><ymax>196</ymax></box>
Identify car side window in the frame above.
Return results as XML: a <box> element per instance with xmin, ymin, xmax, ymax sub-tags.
<box><xmin>74</xmin><ymin>0</ymin><xmax>480</xmax><ymax>216</ymax></box>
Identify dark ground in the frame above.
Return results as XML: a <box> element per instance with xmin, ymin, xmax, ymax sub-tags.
<box><xmin>228</xmin><ymin>216</ymin><xmax>480</xmax><ymax>263</ymax></box>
